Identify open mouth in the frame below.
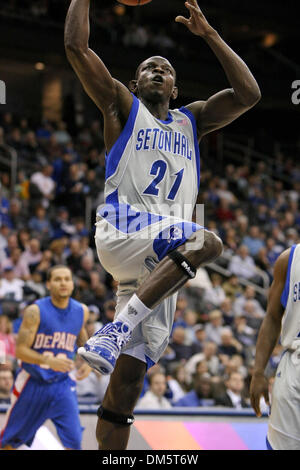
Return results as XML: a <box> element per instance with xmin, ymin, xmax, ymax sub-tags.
<box><xmin>152</xmin><ymin>75</ymin><xmax>164</xmax><ymax>84</ymax></box>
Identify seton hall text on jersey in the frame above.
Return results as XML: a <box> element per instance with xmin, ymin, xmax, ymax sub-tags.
<box><xmin>33</xmin><ymin>332</ymin><xmax>77</xmax><ymax>352</ymax></box>
<box><xmin>136</xmin><ymin>128</ymin><xmax>193</xmax><ymax>160</ymax></box>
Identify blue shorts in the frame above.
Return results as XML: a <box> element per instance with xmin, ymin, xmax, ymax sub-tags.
<box><xmin>0</xmin><ymin>369</ymin><xmax>82</xmax><ymax>449</ymax></box>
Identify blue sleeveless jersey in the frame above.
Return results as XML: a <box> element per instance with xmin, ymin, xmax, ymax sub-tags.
<box><xmin>22</xmin><ymin>297</ymin><xmax>84</xmax><ymax>383</ymax></box>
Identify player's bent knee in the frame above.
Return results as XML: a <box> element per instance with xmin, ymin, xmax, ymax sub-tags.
<box><xmin>205</xmin><ymin>230</ymin><xmax>223</xmax><ymax>257</ymax></box>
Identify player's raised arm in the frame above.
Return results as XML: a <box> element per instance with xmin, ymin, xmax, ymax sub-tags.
<box><xmin>16</xmin><ymin>304</ymin><xmax>74</xmax><ymax>373</ymax></box>
<box><xmin>176</xmin><ymin>0</ymin><xmax>261</xmax><ymax>138</ymax></box>
<box><xmin>249</xmin><ymin>249</ymin><xmax>289</xmax><ymax>417</ymax></box>
<box><xmin>64</xmin><ymin>0</ymin><xmax>133</xmax><ymax>149</ymax></box>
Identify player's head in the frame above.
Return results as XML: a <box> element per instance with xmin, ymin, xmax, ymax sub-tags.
<box><xmin>129</xmin><ymin>56</ymin><xmax>178</xmax><ymax>103</ymax></box>
<box><xmin>46</xmin><ymin>265</ymin><xmax>74</xmax><ymax>299</ymax></box>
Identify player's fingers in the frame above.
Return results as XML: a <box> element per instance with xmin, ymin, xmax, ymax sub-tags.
<box><xmin>175</xmin><ymin>15</ymin><xmax>190</xmax><ymax>26</ymax></box>
<box><xmin>185</xmin><ymin>1</ymin><xmax>204</xmax><ymax>16</ymax></box>
<box><xmin>250</xmin><ymin>394</ymin><xmax>261</xmax><ymax>417</ymax></box>
<box><xmin>263</xmin><ymin>390</ymin><xmax>270</xmax><ymax>407</ymax></box>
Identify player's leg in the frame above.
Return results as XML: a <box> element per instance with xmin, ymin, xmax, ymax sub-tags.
<box><xmin>50</xmin><ymin>379</ymin><xmax>83</xmax><ymax>450</ymax></box>
<box><xmin>0</xmin><ymin>372</ymin><xmax>50</xmax><ymax>449</ymax></box>
<box><xmin>96</xmin><ymin>354</ymin><xmax>146</xmax><ymax>450</ymax></box>
<box><xmin>79</xmin><ymin>227</ymin><xmax>222</xmax><ymax>374</ymax></box>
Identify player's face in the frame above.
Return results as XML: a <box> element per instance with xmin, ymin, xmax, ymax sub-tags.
<box><xmin>47</xmin><ymin>268</ymin><xmax>74</xmax><ymax>298</ymax></box>
<box><xmin>136</xmin><ymin>56</ymin><xmax>177</xmax><ymax>102</ymax></box>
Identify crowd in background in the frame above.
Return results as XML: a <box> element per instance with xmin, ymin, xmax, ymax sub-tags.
<box><xmin>0</xmin><ymin>102</ymin><xmax>299</xmax><ymax>411</ymax></box>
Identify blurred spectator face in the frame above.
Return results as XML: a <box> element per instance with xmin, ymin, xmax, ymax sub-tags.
<box><xmin>81</xmin><ymin>256</ymin><xmax>94</xmax><ymax>271</ymax></box>
<box><xmin>226</xmin><ymin>372</ymin><xmax>244</xmax><ymax>394</ymax></box>
<box><xmin>184</xmin><ymin>310</ymin><xmax>197</xmax><ymax>326</ymax></box>
<box><xmin>172</xmin><ymin>327</ymin><xmax>186</xmax><ymax>345</ymax></box>
<box><xmin>42</xmin><ymin>164</ymin><xmax>53</xmax><ymax>177</ymax></box>
<box><xmin>194</xmin><ymin>374</ymin><xmax>212</xmax><ymax>398</ymax></box>
<box><xmin>194</xmin><ymin>327</ymin><xmax>206</xmax><ymax>343</ymax></box>
<box><xmin>203</xmin><ymin>341</ymin><xmax>217</xmax><ymax>358</ymax></box>
<box><xmin>0</xmin><ymin>370</ymin><xmax>13</xmax><ymax>395</ymax></box>
<box><xmin>104</xmin><ymin>302</ymin><xmax>116</xmax><ymax>322</ymax></box>
<box><xmin>249</xmin><ymin>226</ymin><xmax>260</xmax><ymax>238</ymax></box>
<box><xmin>70</xmin><ymin>239</ymin><xmax>81</xmax><ymax>255</ymax></box>
<box><xmin>149</xmin><ymin>373</ymin><xmax>167</xmax><ymax>398</ymax></box>
<box><xmin>239</xmin><ymin>245</ymin><xmax>249</xmax><ymax>259</ymax></box>
<box><xmin>86</xmin><ymin>319</ymin><xmax>97</xmax><ymax>337</ymax></box>
<box><xmin>11</xmin><ymin>247</ymin><xmax>22</xmax><ymax>263</ymax></box>
<box><xmin>220</xmin><ymin>298</ymin><xmax>232</xmax><ymax>312</ymax></box>
<box><xmin>209</xmin><ymin>310</ymin><xmax>223</xmax><ymax>326</ymax></box>
<box><xmin>195</xmin><ymin>360</ymin><xmax>209</xmax><ymax>375</ymax></box>
<box><xmin>211</xmin><ymin>274</ymin><xmax>222</xmax><ymax>286</ymax></box>
<box><xmin>7</xmin><ymin>234</ymin><xmax>19</xmax><ymax>251</ymax></box>
<box><xmin>244</xmin><ymin>286</ymin><xmax>255</xmax><ymax>299</ymax></box>
<box><xmin>220</xmin><ymin>328</ymin><xmax>233</xmax><ymax>345</ymax></box>
<box><xmin>29</xmin><ymin>238</ymin><xmax>41</xmax><ymax>254</ymax></box>
<box><xmin>36</xmin><ymin>206</ymin><xmax>46</xmax><ymax>219</ymax></box>
<box><xmin>0</xmin><ymin>315</ymin><xmax>12</xmax><ymax>334</ymax></box>
<box><xmin>176</xmin><ymin>296</ymin><xmax>188</xmax><ymax>311</ymax></box>
<box><xmin>3</xmin><ymin>267</ymin><xmax>15</xmax><ymax>282</ymax></box>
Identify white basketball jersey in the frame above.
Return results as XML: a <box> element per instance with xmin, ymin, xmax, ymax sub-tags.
<box><xmin>104</xmin><ymin>94</ymin><xmax>200</xmax><ymax>221</ymax></box>
<box><xmin>280</xmin><ymin>244</ymin><xmax>300</xmax><ymax>348</ymax></box>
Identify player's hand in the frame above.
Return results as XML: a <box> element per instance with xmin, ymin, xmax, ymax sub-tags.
<box><xmin>249</xmin><ymin>373</ymin><xmax>270</xmax><ymax>417</ymax></box>
<box><xmin>175</xmin><ymin>1</ymin><xmax>215</xmax><ymax>38</ymax></box>
<box><xmin>45</xmin><ymin>356</ymin><xmax>75</xmax><ymax>373</ymax></box>
<box><xmin>75</xmin><ymin>362</ymin><xmax>92</xmax><ymax>381</ymax></box>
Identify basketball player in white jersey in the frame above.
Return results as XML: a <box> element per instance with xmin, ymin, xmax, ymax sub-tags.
<box><xmin>250</xmin><ymin>244</ymin><xmax>300</xmax><ymax>450</ymax></box>
<box><xmin>65</xmin><ymin>0</ymin><xmax>261</xmax><ymax>449</ymax></box>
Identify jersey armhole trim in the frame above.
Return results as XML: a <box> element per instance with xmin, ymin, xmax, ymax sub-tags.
<box><xmin>280</xmin><ymin>244</ymin><xmax>297</xmax><ymax>308</ymax></box>
<box><xmin>105</xmin><ymin>94</ymin><xmax>140</xmax><ymax>181</ymax></box>
<box><xmin>178</xmin><ymin>106</ymin><xmax>200</xmax><ymax>188</ymax></box>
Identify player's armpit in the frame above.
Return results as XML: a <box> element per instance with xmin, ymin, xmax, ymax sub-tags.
<box><xmin>16</xmin><ymin>304</ymin><xmax>40</xmax><ymax>350</ymax></box>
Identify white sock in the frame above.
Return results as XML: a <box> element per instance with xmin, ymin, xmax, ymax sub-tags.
<box><xmin>116</xmin><ymin>294</ymin><xmax>152</xmax><ymax>331</ymax></box>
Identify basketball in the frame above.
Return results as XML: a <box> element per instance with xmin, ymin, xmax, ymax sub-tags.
<box><xmin>118</xmin><ymin>0</ymin><xmax>152</xmax><ymax>6</ymax></box>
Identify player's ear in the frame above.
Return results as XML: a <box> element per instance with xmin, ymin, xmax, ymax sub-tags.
<box><xmin>128</xmin><ymin>80</ymin><xmax>138</xmax><ymax>94</ymax></box>
<box><xmin>171</xmin><ymin>86</ymin><xmax>178</xmax><ymax>100</ymax></box>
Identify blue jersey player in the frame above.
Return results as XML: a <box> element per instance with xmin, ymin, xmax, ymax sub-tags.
<box><xmin>0</xmin><ymin>265</ymin><xmax>91</xmax><ymax>450</ymax></box>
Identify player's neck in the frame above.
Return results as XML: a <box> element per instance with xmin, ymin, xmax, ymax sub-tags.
<box><xmin>51</xmin><ymin>295</ymin><xmax>70</xmax><ymax>309</ymax></box>
<box><xmin>141</xmin><ymin>98</ymin><xmax>170</xmax><ymax>121</ymax></box>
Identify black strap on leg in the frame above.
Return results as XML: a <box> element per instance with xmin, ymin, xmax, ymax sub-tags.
<box><xmin>167</xmin><ymin>250</ymin><xmax>197</xmax><ymax>279</ymax></box>
<box><xmin>97</xmin><ymin>405</ymin><xmax>135</xmax><ymax>426</ymax></box>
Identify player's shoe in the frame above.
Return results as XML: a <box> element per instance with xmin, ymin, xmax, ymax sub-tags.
<box><xmin>77</xmin><ymin>321</ymin><xmax>132</xmax><ymax>375</ymax></box>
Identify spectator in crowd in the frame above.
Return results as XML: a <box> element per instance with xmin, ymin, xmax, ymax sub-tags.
<box><xmin>0</xmin><ymin>368</ymin><xmax>14</xmax><ymax>404</ymax></box>
<box><xmin>215</xmin><ymin>372</ymin><xmax>250</xmax><ymax>408</ymax></box>
<box><xmin>233</xmin><ymin>285</ymin><xmax>265</xmax><ymax>318</ymax></box>
<box><xmin>1</xmin><ymin>247</ymin><xmax>30</xmax><ymax>280</ymax></box>
<box><xmin>0</xmin><ymin>267</ymin><xmax>24</xmax><ymax>302</ymax></box>
<box><xmin>204</xmin><ymin>309</ymin><xmax>224</xmax><ymax>345</ymax></box>
<box><xmin>174</xmin><ymin>373</ymin><xmax>216</xmax><ymax>407</ymax></box>
<box><xmin>203</xmin><ymin>273</ymin><xmax>226</xmax><ymax>307</ymax></box>
<box><xmin>135</xmin><ymin>372</ymin><xmax>172</xmax><ymax>410</ymax></box>
<box><xmin>168</xmin><ymin>326</ymin><xmax>195</xmax><ymax>362</ymax></box>
<box><xmin>0</xmin><ymin>315</ymin><xmax>16</xmax><ymax>362</ymax></box>
<box><xmin>222</xmin><ymin>274</ymin><xmax>243</xmax><ymax>301</ymax></box>
<box><xmin>228</xmin><ymin>244</ymin><xmax>258</xmax><ymax>281</ymax></box>
<box><xmin>73</xmin><ymin>355</ymin><xmax>109</xmax><ymax>404</ymax></box>
<box><xmin>242</xmin><ymin>226</ymin><xmax>265</xmax><ymax>257</ymax></box>
<box><xmin>185</xmin><ymin>341</ymin><xmax>220</xmax><ymax>384</ymax></box>
<box><xmin>218</xmin><ymin>327</ymin><xmax>243</xmax><ymax>360</ymax></box>
<box><xmin>20</xmin><ymin>238</ymin><xmax>43</xmax><ymax>273</ymax></box>
<box><xmin>30</xmin><ymin>163</ymin><xmax>56</xmax><ymax>209</ymax></box>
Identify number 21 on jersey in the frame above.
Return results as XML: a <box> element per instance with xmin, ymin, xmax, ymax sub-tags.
<box><xmin>143</xmin><ymin>160</ymin><xmax>184</xmax><ymax>201</ymax></box>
